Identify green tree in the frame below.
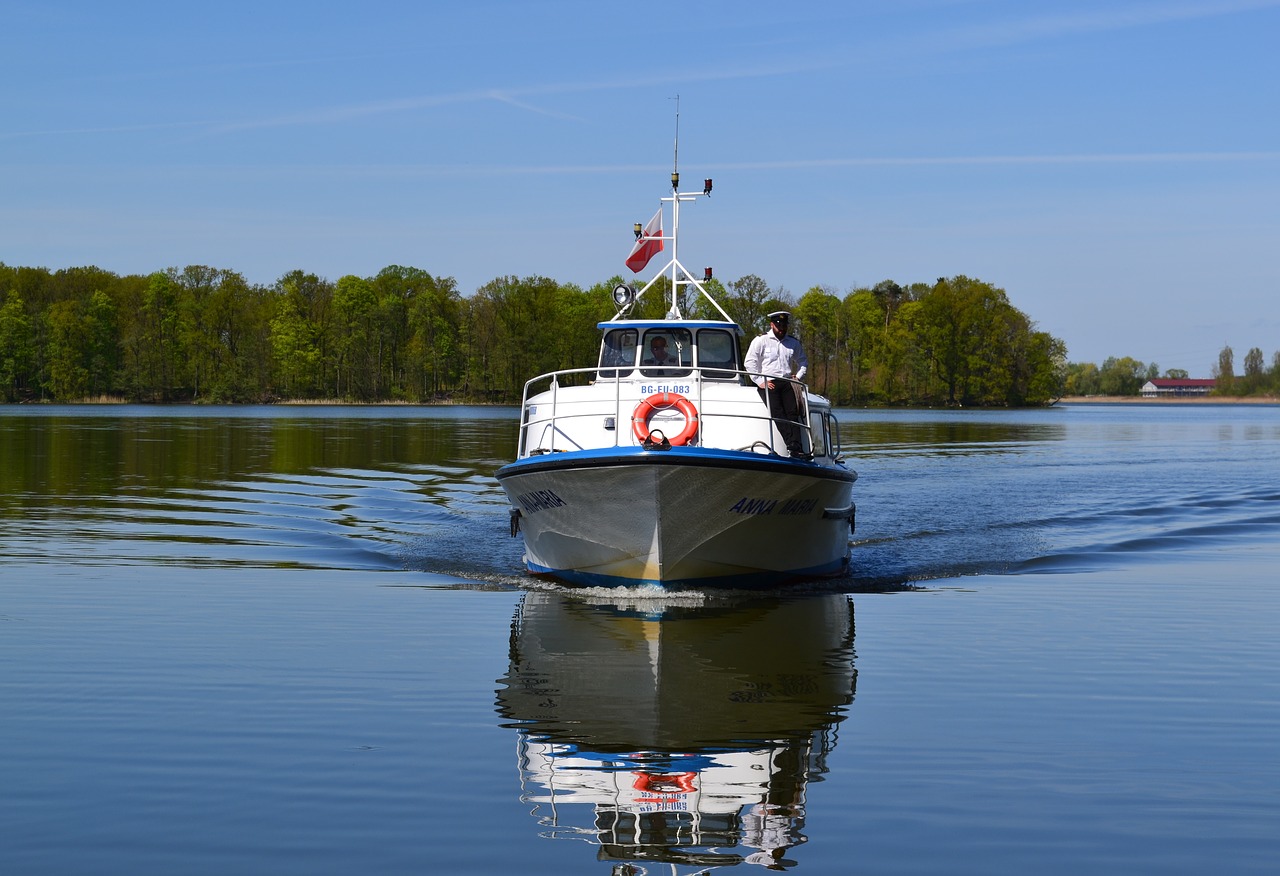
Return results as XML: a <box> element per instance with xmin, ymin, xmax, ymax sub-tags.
<box><xmin>725</xmin><ymin>274</ymin><xmax>776</xmax><ymax>333</ymax></box>
<box><xmin>915</xmin><ymin>276</ymin><xmax>1013</xmax><ymax>405</ymax></box>
<box><xmin>683</xmin><ymin>275</ymin><xmax>732</xmax><ymax>322</ymax></box>
<box><xmin>405</xmin><ymin>274</ymin><xmax>462</xmax><ymax>399</ymax></box>
<box><xmin>469</xmin><ymin>275</ymin><xmax>569</xmax><ymax>400</ymax></box>
<box><xmin>0</xmin><ymin>289</ymin><xmax>35</xmax><ymax>401</ymax></box>
<box><xmin>1242</xmin><ymin>346</ymin><xmax>1264</xmax><ymax>394</ymax></box>
<box><xmin>871</xmin><ymin>279</ymin><xmax>907</xmax><ymax>327</ymax></box>
<box><xmin>1065</xmin><ymin>362</ymin><xmax>1101</xmax><ymax>396</ymax></box>
<box><xmin>124</xmin><ymin>272</ymin><xmax>186</xmax><ymax>401</ymax></box>
<box><xmin>272</xmin><ymin>271</ymin><xmax>334</xmax><ymax>397</ymax></box>
<box><xmin>43</xmin><ymin>299</ymin><xmax>91</xmax><ymax>400</ymax></box>
<box><xmin>333</xmin><ymin>275</ymin><xmax>380</xmax><ymax>399</ymax></box>
<box><xmin>84</xmin><ymin>288</ymin><xmax>120</xmax><ymax>396</ymax></box>
<box><xmin>793</xmin><ymin>286</ymin><xmax>842</xmax><ymax>396</ymax></box>
<box><xmin>270</xmin><ymin>299</ymin><xmax>321</xmax><ymax>399</ymax></box>
<box><xmin>1213</xmin><ymin>345</ymin><xmax>1235</xmax><ymax>393</ymax></box>
<box><xmin>1098</xmin><ymin>356</ymin><xmax>1147</xmax><ymax>396</ymax></box>
<box><xmin>839</xmin><ymin>289</ymin><xmax>884</xmax><ymax>404</ymax></box>
<box><xmin>1021</xmin><ymin>331</ymin><xmax>1068</xmax><ymax>404</ymax></box>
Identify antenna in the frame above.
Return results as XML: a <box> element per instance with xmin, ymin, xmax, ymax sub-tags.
<box><xmin>671</xmin><ymin>94</ymin><xmax>680</xmax><ymax>189</ymax></box>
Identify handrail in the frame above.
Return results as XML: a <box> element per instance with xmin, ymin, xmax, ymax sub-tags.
<box><xmin>515</xmin><ymin>366</ymin><xmax>815</xmax><ymax>459</ymax></box>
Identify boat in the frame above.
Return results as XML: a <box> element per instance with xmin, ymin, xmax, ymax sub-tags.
<box><xmin>495</xmin><ymin>155</ymin><xmax>857</xmax><ymax>589</ymax></box>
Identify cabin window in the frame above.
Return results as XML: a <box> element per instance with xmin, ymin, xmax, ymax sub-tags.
<box><xmin>809</xmin><ymin>411</ymin><xmax>828</xmax><ymax>458</ymax></box>
<box><xmin>696</xmin><ymin>328</ymin><xmax>739</xmax><ymax>380</ymax></box>
<box><xmin>598</xmin><ymin>329</ymin><xmax>637</xmax><ymax>379</ymax></box>
<box><xmin>640</xmin><ymin>329</ymin><xmax>691</xmax><ymax>378</ymax></box>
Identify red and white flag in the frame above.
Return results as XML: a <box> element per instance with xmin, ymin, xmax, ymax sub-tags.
<box><xmin>625</xmin><ymin>208</ymin><xmax>664</xmax><ymax>273</ymax></box>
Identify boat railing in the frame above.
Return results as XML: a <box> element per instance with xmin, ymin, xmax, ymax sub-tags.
<box><xmin>515</xmin><ymin>366</ymin><xmax>814</xmax><ymax>459</ymax></box>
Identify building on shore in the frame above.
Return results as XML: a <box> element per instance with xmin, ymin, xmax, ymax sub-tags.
<box><xmin>1140</xmin><ymin>378</ymin><xmax>1217</xmax><ymax>398</ymax></box>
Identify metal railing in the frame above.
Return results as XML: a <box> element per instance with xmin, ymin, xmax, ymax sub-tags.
<box><xmin>514</xmin><ymin>366</ymin><xmax>813</xmax><ymax>459</ymax></box>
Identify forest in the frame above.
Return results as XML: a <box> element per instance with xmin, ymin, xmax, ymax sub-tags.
<box><xmin>1</xmin><ymin>261</ymin><xmax>1072</xmax><ymax>406</ymax></box>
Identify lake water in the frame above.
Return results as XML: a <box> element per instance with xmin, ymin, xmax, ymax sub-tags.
<box><xmin>2</xmin><ymin>403</ymin><xmax>1278</xmax><ymax>875</ymax></box>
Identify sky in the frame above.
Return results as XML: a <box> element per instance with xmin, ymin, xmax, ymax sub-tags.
<box><xmin>3</xmin><ymin>0</ymin><xmax>1278</xmax><ymax>373</ymax></box>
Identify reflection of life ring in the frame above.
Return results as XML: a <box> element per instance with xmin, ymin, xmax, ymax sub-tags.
<box><xmin>633</xmin><ymin>772</ymin><xmax>698</xmax><ymax>794</ymax></box>
<box><xmin>632</xmin><ymin>393</ymin><xmax>699</xmax><ymax>446</ymax></box>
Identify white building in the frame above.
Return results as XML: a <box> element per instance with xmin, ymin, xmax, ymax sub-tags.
<box><xmin>1140</xmin><ymin>378</ymin><xmax>1217</xmax><ymax>398</ymax></box>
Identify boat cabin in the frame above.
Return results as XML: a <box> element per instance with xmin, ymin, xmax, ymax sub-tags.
<box><xmin>596</xmin><ymin>320</ymin><xmax>742</xmax><ymax>382</ymax></box>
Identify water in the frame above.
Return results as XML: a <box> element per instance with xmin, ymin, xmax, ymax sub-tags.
<box><xmin>2</xmin><ymin>403</ymin><xmax>1278</xmax><ymax>874</ymax></box>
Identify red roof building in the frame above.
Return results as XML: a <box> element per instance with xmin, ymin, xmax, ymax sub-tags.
<box><xmin>1140</xmin><ymin>378</ymin><xmax>1217</xmax><ymax>397</ymax></box>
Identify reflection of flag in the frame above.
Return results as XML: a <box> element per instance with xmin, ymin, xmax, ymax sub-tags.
<box><xmin>625</xmin><ymin>208</ymin><xmax>664</xmax><ymax>273</ymax></box>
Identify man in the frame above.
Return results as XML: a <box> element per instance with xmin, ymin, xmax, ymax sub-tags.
<box><xmin>642</xmin><ymin>336</ymin><xmax>678</xmax><ymax>366</ymax></box>
<box><xmin>743</xmin><ymin>310</ymin><xmax>809</xmax><ymax>458</ymax></box>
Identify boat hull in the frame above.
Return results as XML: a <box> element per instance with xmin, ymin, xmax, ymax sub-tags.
<box><xmin>497</xmin><ymin>448</ymin><xmax>855</xmax><ymax>588</ymax></box>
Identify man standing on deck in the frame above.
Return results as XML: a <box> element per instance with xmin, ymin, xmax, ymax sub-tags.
<box><xmin>744</xmin><ymin>310</ymin><xmax>809</xmax><ymax>459</ymax></box>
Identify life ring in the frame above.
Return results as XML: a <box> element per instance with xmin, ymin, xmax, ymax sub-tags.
<box><xmin>632</xmin><ymin>392</ymin><xmax>699</xmax><ymax>446</ymax></box>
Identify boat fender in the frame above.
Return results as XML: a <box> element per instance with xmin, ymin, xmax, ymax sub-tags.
<box><xmin>823</xmin><ymin>503</ymin><xmax>857</xmax><ymax>533</ymax></box>
<box><xmin>632</xmin><ymin>392</ymin><xmax>699</xmax><ymax>446</ymax></box>
<box><xmin>509</xmin><ymin>508</ymin><xmax>521</xmax><ymax>537</ymax></box>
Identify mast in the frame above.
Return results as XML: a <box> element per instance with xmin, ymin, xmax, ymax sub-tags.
<box><xmin>627</xmin><ymin>98</ymin><xmax>733</xmax><ymax>322</ymax></box>
<box><xmin>670</xmin><ymin>94</ymin><xmax>681</xmax><ymax>306</ymax></box>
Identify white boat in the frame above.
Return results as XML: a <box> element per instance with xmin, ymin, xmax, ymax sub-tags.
<box><xmin>496</xmin><ymin>160</ymin><xmax>857</xmax><ymax>589</ymax></box>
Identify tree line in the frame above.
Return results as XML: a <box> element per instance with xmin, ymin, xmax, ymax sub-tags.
<box><xmin>1064</xmin><ymin>344</ymin><xmax>1280</xmax><ymax>398</ymax></box>
<box><xmin>1</xmin><ymin>262</ymin><xmax>1066</xmax><ymax>406</ymax></box>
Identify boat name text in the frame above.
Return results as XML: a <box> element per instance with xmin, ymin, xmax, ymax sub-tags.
<box><xmin>517</xmin><ymin>489</ymin><xmax>567</xmax><ymax>513</ymax></box>
<box><xmin>729</xmin><ymin>497</ymin><xmax>818</xmax><ymax>516</ymax></box>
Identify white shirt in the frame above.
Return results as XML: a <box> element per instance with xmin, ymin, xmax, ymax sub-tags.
<box><xmin>743</xmin><ymin>330</ymin><xmax>807</xmax><ymax>388</ymax></box>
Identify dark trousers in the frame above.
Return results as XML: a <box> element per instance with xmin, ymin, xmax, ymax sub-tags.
<box><xmin>758</xmin><ymin>383</ymin><xmax>805</xmax><ymax>455</ymax></box>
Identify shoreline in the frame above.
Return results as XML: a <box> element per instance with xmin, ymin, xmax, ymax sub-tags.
<box><xmin>1057</xmin><ymin>395</ymin><xmax>1279</xmax><ymax>405</ymax></box>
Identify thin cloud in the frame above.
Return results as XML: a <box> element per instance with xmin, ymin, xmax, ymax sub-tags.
<box><xmin>929</xmin><ymin>0</ymin><xmax>1280</xmax><ymax>52</ymax></box>
<box><xmin>6</xmin><ymin>152</ymin><xmax>1274</xmax><ymax>182</ymax></box>
<box><xmin>202</xmin><ymin>60</ymin><xmax>831</xmax><ymax>136</ymax></box>
<box><xmin>486</xmin><ymin>92</ymin><xmax>587</xmax><ymax>123</ymax></box>
<box><xmin>710</xmin><ymin>151</ymin><xmax>1280</xmax><ymax>170</ymax></box>
<box><xmin>0</xmin><ymin>120</ymin><xmax>212</xmax><ymax>141</ymax></box>
<box><xmin>309</xmin><ymin>151</ymin><xmax>1280</xmax><ymax>175</ymax></box>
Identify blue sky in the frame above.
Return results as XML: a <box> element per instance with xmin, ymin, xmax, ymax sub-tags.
<box><xmin>3</xmin><ymin>0</ymin><xmax>1277</xmax><ymax>373</ymax></box>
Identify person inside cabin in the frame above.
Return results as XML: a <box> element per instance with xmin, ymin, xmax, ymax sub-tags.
<box><xmin>642</xmin><ymin>336</ymin><xmax>679</xmax><ymax>367</ymax></box>
<box><xmin>743</xmin><ymin>310</ymin><xmax>810</xmax><ymax>459</ymax></box>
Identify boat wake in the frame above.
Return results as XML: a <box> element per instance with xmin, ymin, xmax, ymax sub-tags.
<box><xmin>846</xmin><ymin>483</ymin><xmax>1280</xmax><ymax>584</ymax></box>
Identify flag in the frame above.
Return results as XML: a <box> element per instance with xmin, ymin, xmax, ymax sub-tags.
<box><xmin>625</xmin><ymin>208</ymin><xmax>664</xmax><ymax>273</ymax></box>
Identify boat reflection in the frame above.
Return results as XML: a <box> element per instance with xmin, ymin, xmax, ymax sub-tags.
<box><xmin>495</xmin><ymin>592</ymin><xmax>857</xmax><ymax>873</ymax></box>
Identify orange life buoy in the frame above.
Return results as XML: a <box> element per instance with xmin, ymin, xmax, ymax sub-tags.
<box><xmin>632</xmin><ymin>392</ymin><xmax>699</xmax><ymax>446</ymax></box>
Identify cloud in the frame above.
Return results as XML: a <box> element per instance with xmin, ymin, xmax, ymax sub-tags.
<box><xmin>925</xmin><ymin>0</ymin><xmax>1280</xmax><ymax>52</ymax></box>
<box><xmin>196</xmin><ymin>60</ymin><xmax>832</xmax><ymax>136</ymax></box>
<box><xmin>709</xmin><ymin>151</ymin><xmax>1280</xmax><ymax>170</ymax></box>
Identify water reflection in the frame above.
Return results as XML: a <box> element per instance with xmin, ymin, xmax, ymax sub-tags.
<box><xmin>495</xmin><ymin>593</ymin><xmax>856</xmax><ymax>873</ymax></box>
<box><xmin>841</xmin><ymin>416</ymin><xmax>1067</xmax><ymax>458</ymax></box>
<box><xmin>0</xmin><ymin>408</ymin><xmax>522</xmax><ymax>573</ymax></box>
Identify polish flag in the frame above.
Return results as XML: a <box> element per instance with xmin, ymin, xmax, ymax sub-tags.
<box><xmin>625</xmin><ymin>208</ymin><xmax>664</xmax><ymax>273</ymax></box>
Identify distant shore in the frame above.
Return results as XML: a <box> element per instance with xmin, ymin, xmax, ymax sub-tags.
<box><xmin>1058</xmin><ymin>395</ymin><xmax>1279</xmax><ymax>405</ymax></box>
